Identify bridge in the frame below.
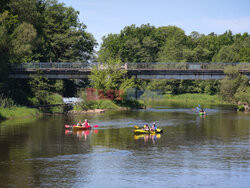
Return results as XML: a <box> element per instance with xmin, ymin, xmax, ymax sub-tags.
<box><xmin>9</xmin><ymin>62</ymin><xmax>250</xmax><ymax>80</ymax></box>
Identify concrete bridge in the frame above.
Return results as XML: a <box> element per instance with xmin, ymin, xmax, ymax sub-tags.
<box><xmin>9</xmin><ymin>62</ymin><xmax>250</xmax><ymax>80</ymax></box>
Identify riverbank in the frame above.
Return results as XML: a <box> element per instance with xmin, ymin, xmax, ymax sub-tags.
<box><xmin>0</xmin><ymin>107</ymin><xmax>41</xmax><ymax>121</ymax></box>
<box><xmin>163</xmin><ymin>93</ymin><xmax>225</xmax><ymax>105</ymax></box>
<box><xmin>71</xmin><ymin>98</ymin><xmax>146</xmax><ymax>113</ymax></box>
<box><xmin>146</xmin><ymin>93</ymin><xmax>233</xmax><ymax>109</ymax></box>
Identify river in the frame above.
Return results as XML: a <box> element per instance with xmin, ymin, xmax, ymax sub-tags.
<box><xmin>0</xmin><ymin>103</ymin><xmax>249</xmax><ymax>187</ymax></box>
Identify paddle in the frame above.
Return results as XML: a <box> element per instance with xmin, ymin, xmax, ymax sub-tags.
<box><xmin>65</xmin><ymin>125</ymin><xmax>76</xmax><ymax>128</ymax></box>
<box><xmin>134</xmin><ymin>125</ymin><xmax>139</xmax><ymax>129</ymax></box>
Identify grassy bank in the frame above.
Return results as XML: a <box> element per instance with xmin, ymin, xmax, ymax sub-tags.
<box><xmin>0</xmin><ymin>107</ymin><xmax>41</xmax><ymax>120</ymax></box>
<box><xmin>164</xmin><ymin>93</ymin><xmax>224</xmax><ymax>105</ymax></box>
<box><xmin>147</xmin><ymin>93</ymin><xmax>232</xmax><ymax>108</ymax></box>
<box><xmin>73</xmin><ymin>99</ymin><xmax>120</xmax><ymax>111</ymax></box>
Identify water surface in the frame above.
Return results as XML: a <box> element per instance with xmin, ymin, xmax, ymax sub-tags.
<box><xmin>0</xmin><ymin>105</ymin><xmax>249</xmax><ymax>187</ymax></box>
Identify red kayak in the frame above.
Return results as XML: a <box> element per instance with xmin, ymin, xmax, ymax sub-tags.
<box><xmin>65</xmin><ymin>125</ymin><xmax>98</xmax><ymax>130</ymax></box>
<box><xmin>72</xmin><ymin>125</ymin><xmax>92</xmax><ymax>130</ymax></box>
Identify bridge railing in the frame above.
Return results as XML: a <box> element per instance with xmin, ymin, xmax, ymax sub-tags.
<box><xmin>126</xmin><ymin>62</ymin><xmax>250</xmax><ymax>70</ymax></box>
<box><xmin>14</xmin><ymin>62</ymin><xmax>92</xmax><ymax>69</ymax></box>
<box><xmin>13</xmin><ymin>62</ymin><xmax>250</xmax><ymax>70</ymax></box>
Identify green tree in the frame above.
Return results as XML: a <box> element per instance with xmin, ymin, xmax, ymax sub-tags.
<box><xmin>212</xmin><ymin>45</ymin><xmax>240</xmax><ymax>62</ymax></box>
<box><xmin>220</xmin><ymin>66</ymin><xmax>249</xmax><ymax>103</ymax></box>
<box><xmin>41</xmin><ymin>0</ymin><xmax>96</xmax><ymax>62</ymax></box>
<box><xmin>89</xmin><ymin>58</ymin><xmax>135</xmax><ymax>101</ymax></box>
<box><xmin>28</xmin><ymin>71</ymin><xmax>53</xmax><ymax>105</ymax></box>
<box><xmin>10</xmin><ymin>22</ymin><xmax>37</xmax><ymax>63</ymax></box>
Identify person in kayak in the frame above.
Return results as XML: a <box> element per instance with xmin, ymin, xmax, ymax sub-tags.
<box><xmin>143</xmin><ymin>124</ymin><xmax>150</xmax><ymax>131</ymax></box>
<box><xmin>151</xmin><ymin>122</ymin><xmax>157</xmax><ymax>131</ymax></box>
<box><xmin>83</xmin><ymin>119</ymin><xmax>89</xmax><ymax>127</ymax></box>
<box><xmin>77</xmin><ymin>120</ymin><xmax>83</xmax><ymax>126</ymax></box>
<box><xmin>199</xmin><ymin>108</ymin><xmax>206</xmax><ymax>114</ymax></box>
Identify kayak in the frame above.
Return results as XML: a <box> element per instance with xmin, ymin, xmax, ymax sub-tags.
<box><xmin>65</xmin><ymin>125</ymin><xmax>99</xmax><ymax>129</ymax></box>
<box><xmin>72</xmin><ymin>125</ymin><xmax>92</xmax><ymax>130</ymax></box>
<box><xmin>134</xmin><ymin>128</ymin><xmax>163</xmax><ymax>135</ymax></box>
<box><xmin>65</xmin><ymin>125</ymin><xmax>92</xmax><ymax>130</ymax></box>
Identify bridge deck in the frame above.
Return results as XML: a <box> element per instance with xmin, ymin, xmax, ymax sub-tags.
<box><xmin>9</xmin><ymin>63</ymin><xmax>250</xmax><ymax>80</ymax></box>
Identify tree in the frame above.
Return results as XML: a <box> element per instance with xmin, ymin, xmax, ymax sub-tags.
<box><xmin>157</xmin><ymin>39</ymin><xmax>184</xmax><ymax>62</ymax></box>
<box><xmin>212</xmin><ymin>45</ymin><xmax>240</xmax><ymax>62</ymax></box>
<box><xmin>41</xmin><ymin>0</ymin><xmax>96</xmax><ymax>62</ymax></box>
<box><xmin>28</xmin><ymin>71</ymin><xmax>53</xmax><ymax>105</ymax></box>
<box><xmin>220</xmin><ymin>66</ymin><xmax>249</xmax><ymax>103</ymax></box>
<box><xmin>10</xmin><ymin>22</ymin><xmax>37</xmax><ymax>63</ymax></box>
<box><xmin>89</xmin><ymin>58</ymin><xmax>135</xmax><ymax>101</ymax></box>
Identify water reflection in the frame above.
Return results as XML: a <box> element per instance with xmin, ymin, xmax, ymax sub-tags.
<box><xmin>134</xmin><ymin>134</ymin><xmax>161</xmax><ymax>144</ymax></box>
<box><xmin>65</xmin><ymin>129</ymin><xmax>99</xmax><ymax>140</ymax></box>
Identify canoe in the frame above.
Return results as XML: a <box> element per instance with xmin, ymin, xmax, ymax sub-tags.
<box><xmin>134</xmin><ymin>128</ymin><xmax>163</xmax><ymax>135</ymax></box>
<box><xmin>72</xmin><ymin>125</ymin><xmax>92</xmax><ymax>130</ymax></box>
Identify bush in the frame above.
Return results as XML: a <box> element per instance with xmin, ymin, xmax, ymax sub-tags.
<box><xmin>237</xmin><ymin>105</ymin><xmax>245</xmax><ymax>111</ymax></box>
<box><xmin>0</xmin><ymin>95</ymin><xmax>15</xmax><ymax>108</ymax></box>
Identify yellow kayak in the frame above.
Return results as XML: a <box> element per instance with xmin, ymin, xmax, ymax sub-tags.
<box><xmin>134</xmin><ymin>128</ymin><xmax>163</xmax><ymax>135</ymax></box>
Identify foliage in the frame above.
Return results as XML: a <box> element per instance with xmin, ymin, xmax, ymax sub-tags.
<box><xmin>74</xmin><ymin>90</ymin><xmax>120</xmax><ymax>111</ymax></box>
<box><xmin>0</xmin><ymin>94</ymin><xmax>15</xmax><ymax>108</ymax></box>
<box><xmin>0</xmin><ymin>106</ymin><xmax>40</xmax><ymax>120</ymax></box>
<box><xmin>145</xmin><ymin>80</ymin><xmax>219</xmax><ymax>95</ymax></box>
<box><xmin>89</xmin><ymin>58</ymin><xmax>135</xmax><ymax>101</ymax></box>
<box><xmin>0</xmin><ymin>0</ymin><xmax>96</xmax><ymax>107</ymax></box>
<box><xmin>220</xmin><ymin>66</ymin><xmax>249</xmax><ymax>104</ymax></box>
<box><xmin>28</xmin><ymin>71</ymin><xmax>53</xmax><ymax>105</ymax></box>
<box><xmin>234</xmin><ymin>86</ymin><xmax>250</xmax><ymax>104</ymax></box>
<box><xmin>99</xmin><ymin>24</ymin><xmax>250</xmax><ymax>63</ymax></box>
<box><xmin>162</xmin><ymin>93</ymin><xmax>225</xmax><ymax>106</ymax></box>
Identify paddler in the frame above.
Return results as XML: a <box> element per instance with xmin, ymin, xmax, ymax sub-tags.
<box><xmin>151</xmin><ymin>122</ymin><xmax>157</xmax><ymax>131</ymax></box>
<box><xmin>77</xmin><ymin>120</ymin><xmax>83</xmax><ymax>126</ymax></box>
<box><xmin>83</xmin><ymin>119</ymin><xmax>89</xmax><ymax>127</ymax></box>
<box><xmin>143</xmin><ymin>124</ymin><xmax>150</xmax><ymax>131</ymax></box>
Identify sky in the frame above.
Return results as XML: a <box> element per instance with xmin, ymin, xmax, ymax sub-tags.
<box><xmin>58</xmin><ymin>0</ymin><xmax>250</xmax><ymax>49</ymax></box>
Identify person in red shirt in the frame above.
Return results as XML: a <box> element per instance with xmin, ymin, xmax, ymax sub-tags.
<box><xmin>83</xmin><ymin>119</ymin><xmax>89</xmax><ymax>127</ymax></box>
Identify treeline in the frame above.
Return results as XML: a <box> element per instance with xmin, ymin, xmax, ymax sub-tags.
<box><xmin>97</xmin><ymin>24</ymin><xmax>250</xmax><ymax>108</ymax></box>
<box><xmin>0</xmin><ymin>0</ymin><xmax>96</xmax><ymax>66</ymax></box>
<box><xmin>98</xmin><ymin>24</ymin><xmax>250</xmax><ymax>63</ymax></box>
<box><xmin>0</xmin><ymin>0</ymin><xmax>95</xmax><ymax>109</ymax></box>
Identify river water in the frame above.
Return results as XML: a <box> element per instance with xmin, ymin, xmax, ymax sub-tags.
<box><xmin>0</xmin><ymin>103</ymin><xmax>249</xmax><ymax>187</ymax></box>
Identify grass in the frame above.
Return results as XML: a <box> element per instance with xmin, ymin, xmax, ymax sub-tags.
<box><xmin>147</xmin><ymin>93</ymin><xmax>232</xmax><ymax>108</ymax></box>
<box><xmin>164</xmin><ymin>93</ymin><xmax>223</xmax><ymax>104</ymax></box>
<box><xmin>0</xmin><ymin>106</ymin><xmax>41</xmax><ymax>120</ymax></box>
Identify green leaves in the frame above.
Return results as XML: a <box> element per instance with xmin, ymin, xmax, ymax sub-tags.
<box><xmin>220</xmin><ymin>66</ymin><xmax>249</xmax><ymax>104</ymax></box>
<box><xmin>10</xmin><ymin>22</ymin><xmax>37</xmax><ymax>62</ymax></box>
<box><xmin>89</xmin><ymin>58</ymin><xmax>135</xmax><ymax>102</ymax></box>
<box><xmin>99</xmin><ymin>25</ymin><xmax>250</xmax><ymax>64</ymax></box>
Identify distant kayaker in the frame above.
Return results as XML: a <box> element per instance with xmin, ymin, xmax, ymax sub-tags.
<box><xmin>83</xmin><ymin>119</ymin><xmax>89</xmax><ymax>127</ymax></box>
<box><xmin>77</xmin><ymin>120</ymin><xmax>83</xmax><ymax>126</ymax></box>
